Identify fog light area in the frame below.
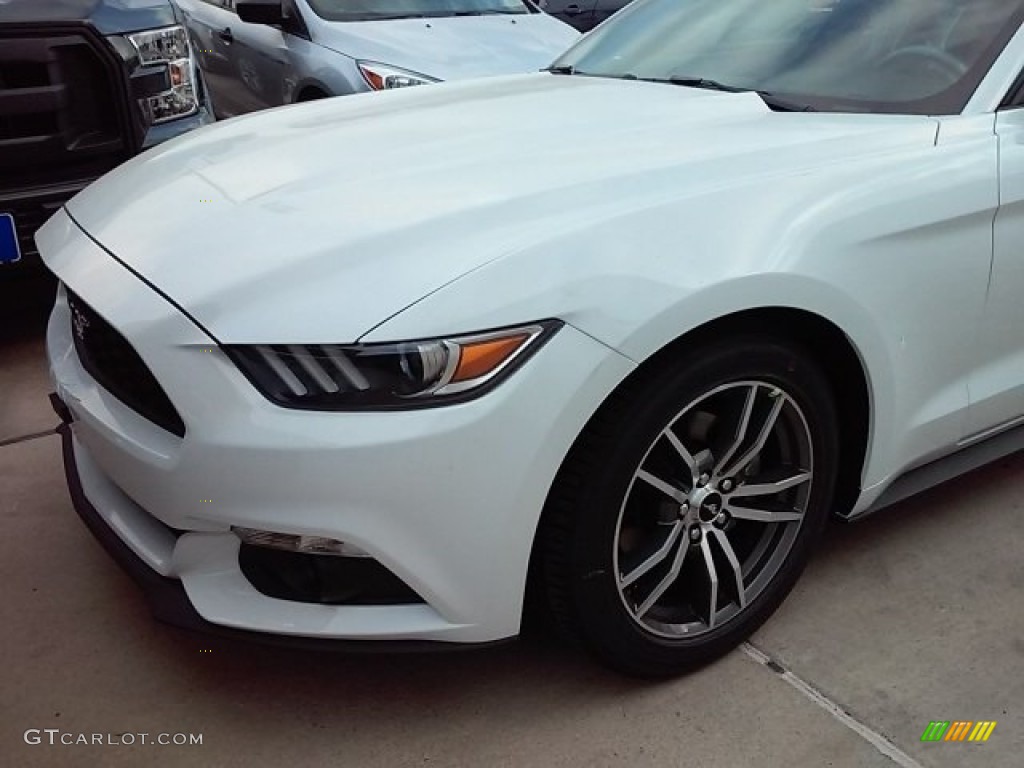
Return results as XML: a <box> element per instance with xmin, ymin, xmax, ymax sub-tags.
<box><xmin>232</xmin><ymin>527</ymin><xmax>370</xmax><ymax>557</ymax></box>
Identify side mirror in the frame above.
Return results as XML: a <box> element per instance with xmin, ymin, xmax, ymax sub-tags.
<box><xmin>236</xmin><ymin>0</ymin><xmax>286</xmax><ymax>25</ymax></box>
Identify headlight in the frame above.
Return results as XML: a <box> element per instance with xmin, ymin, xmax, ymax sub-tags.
<box><xmin>225</xmin><ymin>321</ymin><xmax>561</xmax><ymax>410</ymax></box>
<box><xmin>357</xmin><ymin>61</ymin><xmax>438</xmax><ymax>90</ymax></box>
<box><xmin>126</xmin><ymin>25</ymin><xmax>198</xmax><ymax>123</ymax></box>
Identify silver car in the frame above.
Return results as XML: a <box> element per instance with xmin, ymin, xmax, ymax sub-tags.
<box><xmin>176</xmin><ymin>0</ymin><xmax>580</xmax><ymax>117</ymax></box>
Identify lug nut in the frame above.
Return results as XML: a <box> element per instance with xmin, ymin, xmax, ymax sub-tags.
<box><xmin>720</xmin><ymin>478</ymin><xmax>734</xmax><ymax>493</ymax></box>
<box><xmin>689</xmin><ymin>526</ymin><xmax>702</xmax><ymax>542</ymax></box>
<box><xmin>714</xmin><ymin>511</ymin><xmax>730</xmax><ymax>528</ymax></box>
<box><xmin>698</xmin><ymin>473</ymin><xmax>710</xmax><ymax>487</ymax></box>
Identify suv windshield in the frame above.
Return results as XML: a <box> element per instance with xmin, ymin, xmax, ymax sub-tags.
<box><xmin>552</xmin><ymin>0</ymin><xmax>1024</xmax><ymax>114</ymax></box>
<box><xmin>305</xmin><ymin>0</ymin><xmax>530</xmax><ymax>22</ymax></box>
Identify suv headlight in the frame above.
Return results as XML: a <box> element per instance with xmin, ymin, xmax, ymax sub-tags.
<box><xmin>225</xmin><ymin>321</ymin><xmax>560</xmax><ymax>410</ymax></box>
<box><xmin>126</xmin><ymin>25</ymin><xmax>198</xmax><ymax>123</ymax></box>
<box><xmin>357</xmin><ymin>61</ymin><xmax>438</xmax><ymax>90</ymax></box>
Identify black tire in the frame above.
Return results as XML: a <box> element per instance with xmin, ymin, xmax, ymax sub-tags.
<box><xmin>538</xmin><ymin>336</ymin><xmax>840</xmax><ymax>677</ymax></box>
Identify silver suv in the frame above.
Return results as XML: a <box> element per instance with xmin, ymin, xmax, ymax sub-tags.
<box><xmin>177</xmin><ymin>0</ymin><xmax>579</xmax><ymax>117</ymax></box>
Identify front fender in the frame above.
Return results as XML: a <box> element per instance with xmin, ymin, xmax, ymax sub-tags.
<box><xmin>368</xmin><ymin>137</ymin><xmax>994</xmax><ymax>500</ymax></box>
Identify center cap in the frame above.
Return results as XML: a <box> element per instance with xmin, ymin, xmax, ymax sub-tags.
<box><xmin>697</xmin><ymin>492</ymin><xmax>724</xmax><ymax>523</ymax></box>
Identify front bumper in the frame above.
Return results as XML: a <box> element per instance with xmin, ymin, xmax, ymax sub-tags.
<box><xmin>50</xmin><ymin>400</ymin><xmax>505</xmax><ymax>652</ymax></box>
<box><xmin>42</xmin><ymin>209</ymin><xmax>635</xmax><ymax>645</ymax></box>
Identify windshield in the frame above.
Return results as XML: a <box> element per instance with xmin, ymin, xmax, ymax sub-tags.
<box><xmin>551</xmin><ymin>0</ymin><xmax>1024</xmax><ymax>114</ymax></box>
<box><xmin>304</xmin><ymin>0</ymin><xmax>531</xmax><ymax>22</ymax></box>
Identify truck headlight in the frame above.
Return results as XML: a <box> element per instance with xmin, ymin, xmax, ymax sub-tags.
<box><xmin>126</xmin><ymin>25</ymin><xmax>198</xmax><ymax>123</ymax></box>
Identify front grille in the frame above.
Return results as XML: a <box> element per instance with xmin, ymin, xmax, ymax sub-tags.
<box><xmin>0</xmin><ymin>26</ymin><xmax>135</xmax><ymax>191</ymax></box>
<box><xmin>67</xmin><ymin>289</ymin><xmax>186</xmax><ymax>438</ymax></box>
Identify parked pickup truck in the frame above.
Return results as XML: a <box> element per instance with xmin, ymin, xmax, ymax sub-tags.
<box><xmin>0</xmin><ymin>0</ymin><xmax>214</xmax><ymax>275</ymax></box>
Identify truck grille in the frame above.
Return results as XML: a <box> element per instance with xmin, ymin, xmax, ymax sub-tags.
<box><xmin>0</xmin><ymin>26</ymin><xmax>136</xmax><ymax>191</ymax></box>
<box><xmin>67</xmin><ymin>289</ymin><xmax>186</xmax><ymax>438</ymax></box>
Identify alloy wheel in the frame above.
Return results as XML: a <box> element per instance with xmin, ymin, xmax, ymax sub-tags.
<box><xmin>613</xmin><ymin>381</ymin><xmax>814</xmax><ymax>638</ymax></box>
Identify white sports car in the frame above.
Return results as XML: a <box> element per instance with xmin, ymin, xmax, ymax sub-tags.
<box><xmin>40</xmin><ymin>0</ymin><xmax>1024</xmax><ymax>676</ymax></box>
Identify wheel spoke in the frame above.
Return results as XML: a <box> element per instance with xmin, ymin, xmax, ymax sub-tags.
<box><xmin>615</xmin><ymin>378</ymin><xmax>815</xmax><ymax>641</ymax></box>
<box><xmin>713</xmin><ymin>384</ymin><xmax>758</xmax><ymax>476</ymax></box>
<box><xmin>709</xmin><ymin>527</ymin><xmax>746</xmax><ymax>609</ymax></box>
<box><xmin>726</xmin><ymin>503</ymin><xmax>802</xmax><ymax>524</ymax></box>
<box><xmin>620</xmin><ymin>522</ymin><xmax>684</xmax><ymax>588</ymax></box>
<box><xmin>635</xmin><ymin>532</ymin><xmax>690</xmax><ymax>618</ymax></box>
<box><xmin>729</xmin><ymin>469</ymin><xmax>812</xmax><ymax>498</ymax></box>
<box><xmin>698</xmin><ymin>534</ymin><xmax>720</xmax><ymax>629</ymax></box>
<box><xmin>718</xmin><ymin>392</ymin><xmax>786</xmax><ymax>479</ymax></box>
<box><xmin>636</xmin><ymin>469</ymin><xmax>687</xmax><ymax>504</ymax></box>
<box><xmin>664</xmin><ymin>429</ymin><xmax>699</xmax><ymax>485</ymax></box>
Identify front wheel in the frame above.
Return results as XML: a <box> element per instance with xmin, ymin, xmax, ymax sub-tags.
<box><xmin>539</xmin><ymin>337</ymin><xmax>840</xmax><ymax>677</ymax></box>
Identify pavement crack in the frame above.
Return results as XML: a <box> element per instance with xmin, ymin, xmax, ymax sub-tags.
<box><xmin>0</xmin><ymin>427</ymin><xmax>58</xmax><ymax>448</ymax></box>
<box><xmin>741</xmin><ymin>642</ymin><xmax>925</xmax><ymax>768</ymax></box>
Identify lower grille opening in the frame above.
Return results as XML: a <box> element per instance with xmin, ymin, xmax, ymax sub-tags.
<box><xmin>239</xmin><ymin>544</ymin><xmax>426</xmax><ymax>606</ymax></box>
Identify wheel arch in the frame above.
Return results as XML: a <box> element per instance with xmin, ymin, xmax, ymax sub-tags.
<box><xmin>635</xmin><ymin>307</ymin><xmax>871</xmax><ymax>519</ymax></box>
<box><xmin>526</xmin><ymin>306</ymin><xmax>873</xmax><ymax>627</ymax></box>
<box><xmin>292</xmin><ymin>78</ymin><xmax>333</xmax><ymax>102</ymax></box>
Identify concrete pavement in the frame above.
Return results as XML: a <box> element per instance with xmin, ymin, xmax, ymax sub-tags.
<box><xmin>1</xmin><ymin>276</ymin><xmax>57</xmax><ymax>444</ymax></box>
<box><xmin>1</xmin><ymin>283</ymin><xmax>1020</xmax><ymax>767</ymax></box>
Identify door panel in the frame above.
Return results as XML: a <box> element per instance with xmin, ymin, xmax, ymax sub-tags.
<box><xmin>971</xmin><ymin>108</ymin><xmax>1024</xmax><ymax>435</ymax></box>
<box><xmin>179</xmin><ymin>0</ymin><xmax>240</xmax><ymax>116</ymax></box>
<box><xmin>181</xmin><ymin>0</ymin><xmax>292</xmax><ymax>117</ymax></box>
<box><xmin>228</xmin><ymin>7</ymin><xmax>291</xmax><ymax>112</ymax></box>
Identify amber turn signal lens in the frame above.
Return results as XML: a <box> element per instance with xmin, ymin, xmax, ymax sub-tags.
<box><xmin>451</xmin><ymin>334</ymin><xmax>530</xmax><ymax>383</ymax></box>
<box><xmin>361</xmin><ymin>69</ymin><xmax>385</xmax><ymax>90</ymax></box>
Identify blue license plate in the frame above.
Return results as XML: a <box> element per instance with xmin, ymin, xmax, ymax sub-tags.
<box><xmin>0</xmin><ymin>214</ymin><xmax>21</xmax><ymax>265</ymax></box>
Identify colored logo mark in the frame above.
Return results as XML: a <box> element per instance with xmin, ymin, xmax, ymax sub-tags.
<box><xmin>921</xmin><ymin>721</ymin><xmax>997</xmax><ymax>743</ymax></box>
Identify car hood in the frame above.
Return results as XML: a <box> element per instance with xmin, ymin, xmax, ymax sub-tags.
<box><xmin>61</xmin><ymin>73</ymin><xmax>938</xmax><ymax>344</ymax></box>
<box><xmin>309</xmin><ymin>13</ymin><xmax>579</xmax><ymax>80</ymax></box>
<box><xmin>0</xmin><ymin>0</ymin><xmax>177</xmax><ymax>35</ymax></box>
